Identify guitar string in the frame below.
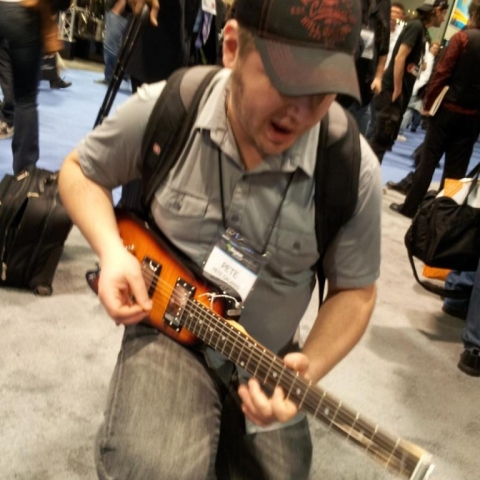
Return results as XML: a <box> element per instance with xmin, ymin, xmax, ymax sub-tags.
<box><xmin>139</xmin><ymin>267</ymin><xmax>418</xmax><ymax>470</ymax></box>
<box><xmin>136</xmin><ymin>267</ymin><xmax>419</xmax><ymax>470</ymax></box>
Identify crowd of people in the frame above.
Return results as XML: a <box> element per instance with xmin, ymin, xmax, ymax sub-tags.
<box><xmin>1</xmin><ymin>0</ymin><xmax>480</xmax><ymax>477</ymax></box>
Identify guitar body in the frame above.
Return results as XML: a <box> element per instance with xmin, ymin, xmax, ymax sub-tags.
<box><xmin>115</xmin><ymin>210</ymin><xmax>224</xmax><ymax>346</ymax></box>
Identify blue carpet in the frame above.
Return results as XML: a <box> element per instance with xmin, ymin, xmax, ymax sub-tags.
<box><xmin>0</xmin><ymin>68</ymin><xmax>130</xmax><ymax>181</ymax></box>
<box><xmin>1</xmin><ymin>67</ymin><xmax>480</xmax><ymax>189</ymax></box>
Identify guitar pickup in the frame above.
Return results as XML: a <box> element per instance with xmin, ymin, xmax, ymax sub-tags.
<box><xmin>164</xmin><ymin>279</ymin><xmax>195</xmax><ymax>332</ymax></box>
<box><xmin>141</xmin><ymin>256</ymin><xmax>162</xmax><ymax>298</ymax></box>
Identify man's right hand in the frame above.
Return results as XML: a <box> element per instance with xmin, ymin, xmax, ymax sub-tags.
<box><xmin>98</xmin><ymin>245</ymin><xmax>153</xmax><ymax>326</ymax></box>
<box><xmin>128</xmin><ymin>0</ymin><xmax>160</xmax><ymax>26</ymax></box>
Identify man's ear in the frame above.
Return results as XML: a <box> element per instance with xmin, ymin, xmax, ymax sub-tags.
<box><xmin>222</xmin><ymin>20</ymin><xmax>240</xmax><ymax>68</ymax></box>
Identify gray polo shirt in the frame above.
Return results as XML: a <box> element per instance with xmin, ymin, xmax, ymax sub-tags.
<box><xmin>78</xmin><ymin>69</ymin><xmax>382</xmax><ymax>354</ymax></box>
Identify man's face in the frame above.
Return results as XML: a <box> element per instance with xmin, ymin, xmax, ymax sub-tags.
<box><xmin>390</xmin><ymin>6</ymin><xmax>404</xmax><ymax>30</ymax></box>
<box><xmin>433</xmin><ymin>7</ymin><xmax>448</xmax><ymax>27</ymax></box>
<box><xmin>228</xmin><ymin>48</ymin><xmax>336</xmax><ymax>161</ymax></box>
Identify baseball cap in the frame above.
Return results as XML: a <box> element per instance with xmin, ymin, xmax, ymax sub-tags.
<box><xmin>416</xmin><ymin>0</ymin><xmax>449</xmax><ymax>13</ymax></box>
<box><xmin>234</xmin><ymin>0</ymin><xmax>361</xmax><ymax>101</ymax></box>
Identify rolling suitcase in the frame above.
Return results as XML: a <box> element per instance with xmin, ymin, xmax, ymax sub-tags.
<box><xmin>0</xmin><ymin>167</ymin><xmax>73</xmax><ymax>295</ymax></box>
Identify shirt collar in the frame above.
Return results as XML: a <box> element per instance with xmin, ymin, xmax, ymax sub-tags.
<box><xmin>193</xmin><ymin>68</ymin><xmax>319</xmax><ymax>177</ymax></box>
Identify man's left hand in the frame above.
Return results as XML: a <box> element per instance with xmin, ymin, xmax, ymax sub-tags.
<box><xmin>237</xmin><ymin>352</ymin><xmax>310</xmax><ymax>426</ymax></box>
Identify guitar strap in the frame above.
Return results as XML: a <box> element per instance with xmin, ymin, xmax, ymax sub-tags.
<box><xmin>140</xmin><ymin>66</ymin><xmax>361</xmax><ymax>304</ymax></box>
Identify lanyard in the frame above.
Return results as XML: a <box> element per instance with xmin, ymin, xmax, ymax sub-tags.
<box><xmin>217</xmin><ymin>148</ymin><xmax>295</xmax><ymax>255</ymax></box>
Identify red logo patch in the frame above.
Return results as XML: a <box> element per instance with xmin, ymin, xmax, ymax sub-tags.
<box><xmin>290</xmin><ymin>0</ymin><xmax>357</xmax><ymax>47</ymax></box>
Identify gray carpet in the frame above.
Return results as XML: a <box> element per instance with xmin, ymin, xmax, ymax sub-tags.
<box><xmin>1</xmin><ymin>186</ymin><xmax>477</xmax><ymax>480</ymax></box>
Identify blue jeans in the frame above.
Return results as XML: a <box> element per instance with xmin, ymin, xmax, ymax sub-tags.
<box><xmin>103</xmin><ymin>11</ymin><xmax>129</xmax><ymax>82</ymax></box>
<box><xmin>0</xmin><ymin>2</ymin><xmax>41</xmax><ymax>174</ymax></box>
<box><xmin>95</xmin><ymin>324</ymin><xmax>312</xmax><ymax>480</ymax></box>
<box><xmin>463</xmin><ymin>259</ymin><xmax>480</xmax><ymax>350</ymax></box>
<box><xmin>443</xmin><ymin>270</ymin><xmax>475</xmax><ymax>314</ymax></box>
<box><xmin>348</xmin><ymin>102</ymin><xmax>371</xmax><ymax>137</ymax></box>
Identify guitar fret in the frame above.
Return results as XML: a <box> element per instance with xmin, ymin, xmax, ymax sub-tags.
<box><xmin>297</xmin><ymin>381</ymin><xmax>311</xmax><ymax>411</ymax></box>
<box><xmin>242</xmin><ymin>341</ymin><xmax>257</xmax><ymax>372</ymax></box>
<box><xmin>285</xmin><ymin>372</ymin><xmax>300</xmax><ymax>401</ymax></box>
<box><xmin>328</xmin><ymin>400</ymin><xmax>343</xmax><ymax>430</ymax></box>
<box><xmin>313</xmin><ymin>390</ymin><xmax>327</xmax><ymax>420</ymax></box>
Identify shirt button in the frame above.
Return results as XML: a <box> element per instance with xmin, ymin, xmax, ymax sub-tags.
<box><xmin>231</xmin><ymin>215</ymin><xmax>239</xmax><ymax>223</ymax></box>
<box><xmin>293</xmin><ymin>241</ymin><xmax>301</xmax><ymax>250</ymax></box>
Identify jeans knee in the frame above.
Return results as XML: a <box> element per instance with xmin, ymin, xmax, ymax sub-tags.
<box><xmin>96</xmin><ymin>429</ymin><xmax>214</xmax><ymax>480</ymax></box>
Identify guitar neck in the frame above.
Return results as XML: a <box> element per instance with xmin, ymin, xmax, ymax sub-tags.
<box><xmin>179</xmin><ymin>298</ymin><xmax>433</xmax><ymax>480</ymax></box>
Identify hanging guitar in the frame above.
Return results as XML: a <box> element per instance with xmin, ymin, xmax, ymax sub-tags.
<box><xmin>86</xmin><ymin>209</ymin><xmax>435</xmax><ymax>480</ymax></box>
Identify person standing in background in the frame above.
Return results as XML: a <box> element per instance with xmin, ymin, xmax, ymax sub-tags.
<box><xmin>337</xmin><ymin>0</ymin><xmax>391</xmax><ymax>135</ymax></box>
<box><xmin>368</xmin><ymin>0</ymin><xmax>448</xmax><ymax>163</ymax></box>
<box><xmin>390</xmin><ymin>0</ymin><xmax>480</xmax><ymax>218</ymax></box>
<box><xmin>0</xmin><ymin>39</ymin><xmax>14</xmax><ymax>139</ymax></box>
<box><xmin>95</xmin><ymin>0</ymin><xmax>131</xmax><ymax>85</ymax></box>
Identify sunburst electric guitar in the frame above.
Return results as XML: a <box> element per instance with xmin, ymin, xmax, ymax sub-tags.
<box><xmin>87</xmin><ymin>210</ymin><xmax>435</xmax><ymax>480</ymax></box>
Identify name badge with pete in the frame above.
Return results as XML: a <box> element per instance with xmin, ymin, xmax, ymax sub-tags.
<box><xmin>203</xmin><ymin>228</ymin><xmax>269</xmax><ymax>302</ymax></box>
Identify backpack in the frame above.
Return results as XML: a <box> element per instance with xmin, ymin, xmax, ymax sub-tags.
<box><xmin>129</xmin><ymin>66</ymin><xmax>361</xmax><ymax>302</ymax></box>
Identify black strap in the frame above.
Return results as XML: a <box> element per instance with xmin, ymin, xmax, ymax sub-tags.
<box><xmin>141</xmin><ymin>66</ymin><xmax>221</xmax><ymax>210</ymax></box>
<box><xmin>406</xmin><ymin>251</ymin><xmax>472</xmax><ymax>300</ymax></box>
<box><xmin>315</xmin><ymin>108</ymin><xmax>361</xmax><ymax>303</ymax></box>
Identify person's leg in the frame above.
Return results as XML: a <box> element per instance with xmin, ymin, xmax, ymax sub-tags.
<box><xmin>103</xmin><ymin>11</ymin><xmax>129</xmax><ymax>82</ymax></box>
<box><xmin>399</xmin><ymin>107</ymin><xmax>414</xmax><ymax>135</ymax></box>
<box><xmin>0</xmin><ymin>3</ymin><xmax>42</xmax><ymax>173</ymax></box>
<box><xmin>443</xmin><ymin>270</ymin><xmax>475</xmax><ymax>320</ymax></box>
<box><xmin>410</xmin><ymin>109</ymin><xmax>422</xmax><ymax>132</ymax></box>
<box><xmin>396</xmin><ymin>108</ymin><xmax>450</xmax><ymax>217</ymax></box>
<box><xmin>216</xmin><ymin>380</ymin><xmax>312</xmax><ymax>480</ymax></box>
<box><xmin>458</xmin><ymin>258</ymin><xmax>480</xmax><ymax>376</ymax></box>
<box><xmin>463</xmin><ymin>260</ymin><xmax>480</xmax><ymax>350</ymax></box>
<box><xmin>0</xmin><ymin>39</ymin><xmax>14</xmax><ymax>130</ymax></box>
<box><xmin>348</xmin><ymin>102</ymin><xmax>370</xmax><ymax>137</ymax></box>
<box><xmin>96</xmin><ymin>324</ymin><xmax>222</xmax><ymax>480</ymax></box>
<box><xmin>365</xmin><ymin>101</ymin><xmax>376</xmax><ymax>140</ymax></box>
<box><xmin>439</xmin><ymin>113</ymin><xmax>480</xmax><ymax>190</ymax></box>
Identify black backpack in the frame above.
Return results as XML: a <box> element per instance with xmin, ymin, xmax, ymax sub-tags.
<box><xmin>123</xmin><ymin>66</ymin><xmax>361</xmax><ymax>302</ymax></box>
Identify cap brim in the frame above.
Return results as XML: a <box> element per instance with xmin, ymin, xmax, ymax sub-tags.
<box><xmin>255</xmin><ymin>37</ymin><xmax>360</xmax><ymax>102</ymax></box>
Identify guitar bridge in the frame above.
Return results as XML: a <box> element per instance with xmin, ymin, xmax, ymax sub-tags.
<box><xmin>164</xmin><ymin>279</ymin><xmax>195</xmax><ymax>332</ymax></box>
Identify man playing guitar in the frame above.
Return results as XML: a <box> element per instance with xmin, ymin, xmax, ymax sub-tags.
<box><xmin>59</xmin><ymin>0</ymin><xmax>383</xmax><ymax>478</ymax></box>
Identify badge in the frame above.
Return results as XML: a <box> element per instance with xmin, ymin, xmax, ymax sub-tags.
<box><xmin>360</xmin><ymin>28</ymin><xmax>375</xmax><ymax>60</ymax></box>
<box><xmin>203</xmin><ymin>228</ymin><xmax>269</xmax><ymax>302</ymax></box>
<box><xmin>202</xmin><ymin>0</ymin><xmax>216</xmax><ymax>15</ymax></box>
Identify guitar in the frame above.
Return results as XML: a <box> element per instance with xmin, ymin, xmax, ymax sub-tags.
<box><xmin>87</xmin><ymin>210</ymin><xmax>435</xmax><ymax>480</ymax></box>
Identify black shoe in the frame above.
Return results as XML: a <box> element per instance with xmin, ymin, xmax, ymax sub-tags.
<box><xmin>442</xmin><ymin>304</ymin><xmax>468</xmax><ymax>320</ymax></box>
<box><xmin>386</xmin><ymin>181</ymin><xmax>409</xmax><ymax>195</ymax></box>
<box><xmin>458</xmin><ymin>348</ymin><xmax>480</xmax><ymax>377</ymax></box>
<box><xmin>50</xmin><ymin>78</ymin><xmax>72</xmax><ymax>89</ymax></box>
<box><xmin>389</xmin><ymin>202</ymin><xmax>414</xmax><ymax>218</ymax></box>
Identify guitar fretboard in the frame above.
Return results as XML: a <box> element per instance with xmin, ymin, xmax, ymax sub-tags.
<box><xmin>176</xmin><ymin>298</ymin><xmax>431</xmax><ymax>480</ymax></box>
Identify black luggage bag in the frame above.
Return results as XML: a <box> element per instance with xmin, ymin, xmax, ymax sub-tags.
<box><xmin>0</xmin><ymin>167</ymin><xmax>73</xmax><ymax>295</ymax></box>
